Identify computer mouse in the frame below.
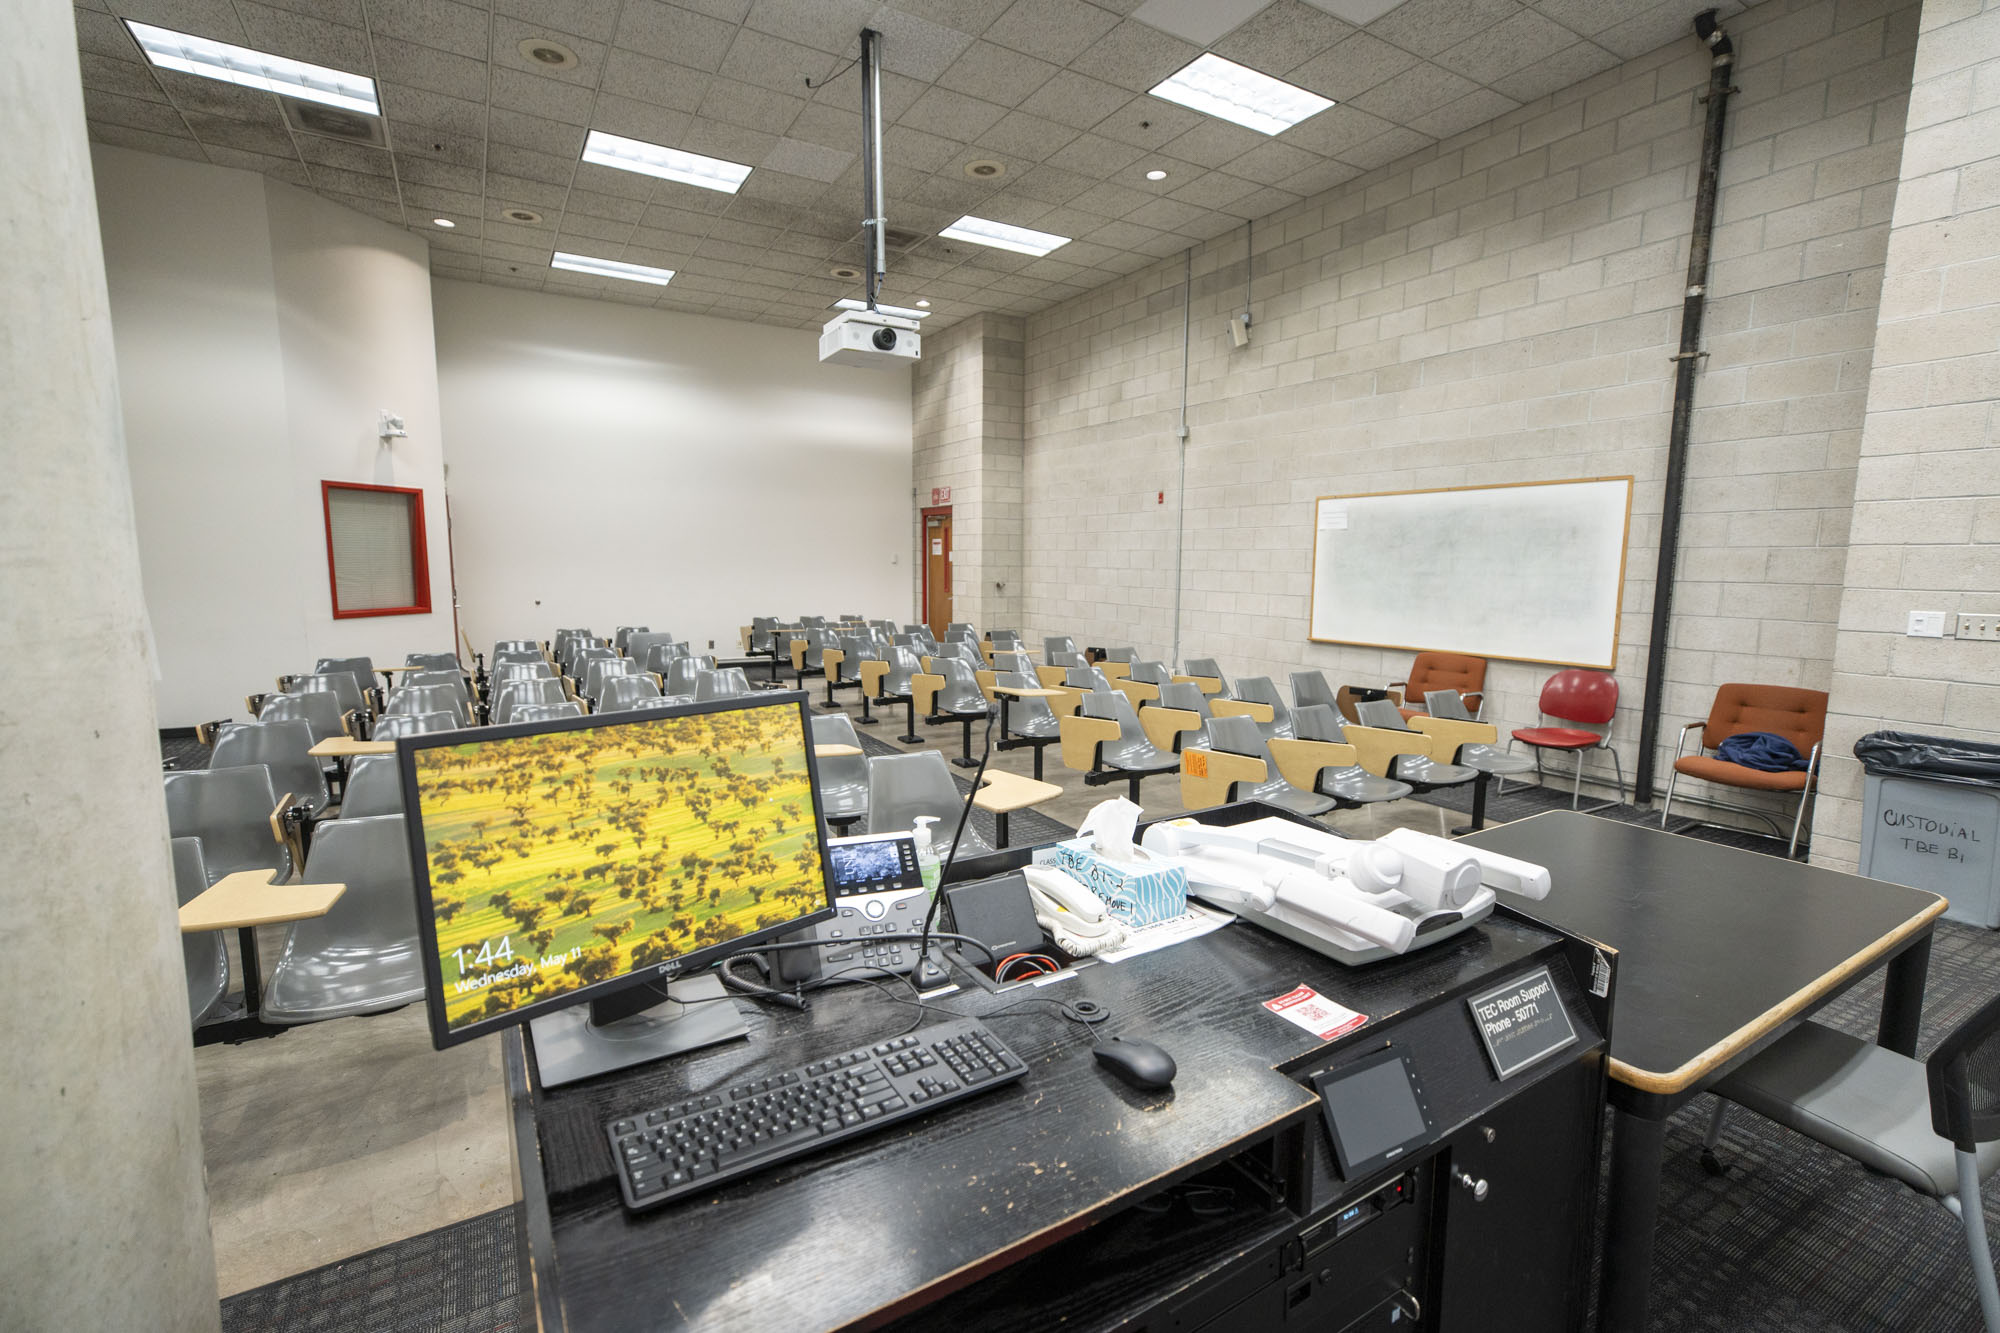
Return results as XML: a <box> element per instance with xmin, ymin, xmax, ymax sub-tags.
<box><xmin>1094</xmin><ymin>1036</ymin><xmax>1177</xmax><ymax>1090</ymax></box>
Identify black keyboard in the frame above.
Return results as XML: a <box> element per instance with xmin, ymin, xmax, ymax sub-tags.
<box><xmin>606</xmin><ymin>1018</ymin><xmax>1027</xmax><ymax>1211</ymax></box>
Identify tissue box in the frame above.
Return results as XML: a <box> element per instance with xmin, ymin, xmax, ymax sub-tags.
<box><xmin>1051</xmin><ymin>840</ymin><xmax>1189</xmax><ymax>927</ymax></box>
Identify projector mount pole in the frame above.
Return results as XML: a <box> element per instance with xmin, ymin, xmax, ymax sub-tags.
<box><xmin>859</xmin><ymin>28</ymin><xmax>886</xmax><ymax>314</ymax></box>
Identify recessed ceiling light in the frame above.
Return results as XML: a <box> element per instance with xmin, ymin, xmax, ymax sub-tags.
<box><xmin>938</xmin><ymin>216</ymin><xmax>1071</xmax><ymax>257</ymax></box>
<box><xmin>432</xmin><ymin>218</ymin><xmax>456</xmax><ymax>228</ymax></box>
<box><xmin>1149</xmin><ymin>53</ymin><xmax>1334</xmax><ymax>136</ymax></box>
<box><xmin>551</xmin><ymin>251</ymin><xmax>675</xmax><ymax>286</ymax></box>
<box><xmin>829</xmin><ymin>265</ymin><xmax>863</xmax><ymax>280</ymax></box>
<box><xmin>501</xmin><ymin>208</ymin><xmax>544</xmax><ymax>224</ymax></box>
<box><xmin>517</xmin><ymin>38</ymin><xmax>578</xmax><ymax>69</ymax></box>
<box><xmin>964</xmin><ymin>159</ymin><xmax>1006</xmax><ymax>179</ymax></box>
<box><xmin>124</xmin><ymin>20</ymin><xmax>379</xmax><ymax>116</ymax></box>
<box><xmin>1145</xmin><ymin>169</ymin><xmax>1169</xmax><ymax>181</ymax></box>
<box><xmin>833</xmin><ymin>299</ymin><xmax>930</xmax><ymax>319</ymax></box>
<box><xmin>916</xmin><ymin>299</ymin><xmax>931</xmax><ymax>308</ymax></box>
<box><xmin>580</xmin><ymin>130</ymin><xmax>752</xmax><ymax>194</ymax></box>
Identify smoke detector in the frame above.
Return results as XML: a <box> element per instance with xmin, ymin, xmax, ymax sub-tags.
<box><xmin>517</xmin><ymin>38</ymin><xmax>579</xmax><ymax>69</ymax></box>
<box><xmin>964</xmin><ymin>159</ymin><xmax>1005</xmax><ymax>179</ymax></box>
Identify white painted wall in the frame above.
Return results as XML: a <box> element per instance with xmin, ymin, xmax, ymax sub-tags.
<box><xmin>95</xmin><ymin>145</ymin><xmax>450</xmax><ymax>727</ymax></box>
<box><xmin>431</xmin><ymin>279</ymin><xmax>914</xmax><ymax>655</ymax></box>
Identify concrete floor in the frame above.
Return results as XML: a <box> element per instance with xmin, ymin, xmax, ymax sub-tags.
<box><xmin>195</xmin><ymin>679</ymin><xmax>1460</xmax><ymax>1297</ymax></box>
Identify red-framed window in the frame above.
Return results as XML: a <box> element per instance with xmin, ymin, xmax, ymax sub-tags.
<box><xmin>321</xmin><ymin>480</ymin><xmax>431</xmax><ymax>619</ymax></box>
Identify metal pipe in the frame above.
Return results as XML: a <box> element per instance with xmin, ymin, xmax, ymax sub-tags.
<box><xmin>1633</xmin><ymin>11</ymin><xmax>1735</xmax><ymax>804</ymax></box>
<box><xmin>1172</xmin><ymin>247</ymin><xmax>1192</xmax><ymax>667</ymax></box>
<box><xmin>859</xmin><ymin>29</ymin><xmax>885</xmax><ymax>311</ymax></box>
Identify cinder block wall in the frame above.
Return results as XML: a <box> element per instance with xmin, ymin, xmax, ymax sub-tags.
<box><xmin>1817</xmin><ymin>0</ymin><xmax>2000</xmax><ymax>871</ymax></box>
<box><xmin>1016</xmin><ymin>0</ymin><xmax>1919</xmax><ymax>832</ymax></box>
<box><xmin>912</xmin><ymin>312</ymin><xmax>1027</xmax><ymax>631</ymax></box>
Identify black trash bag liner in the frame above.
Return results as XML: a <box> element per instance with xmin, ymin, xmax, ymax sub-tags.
<box><xmin>1854</xmin><ymin>731</ymin><xmax>2000</xmax><ymax>788</ymax></box>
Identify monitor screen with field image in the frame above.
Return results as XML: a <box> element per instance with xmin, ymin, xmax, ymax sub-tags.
<box><xmin>398</xmin><ymin>692</ymin><xmax>837</xmax><ymax>1086</ymax></box>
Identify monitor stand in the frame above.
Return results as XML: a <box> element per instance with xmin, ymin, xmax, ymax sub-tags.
<box><xmin>528</xmin><ymin>973</ymin><xmax>750</xmax><ymax>1089</ymax></box>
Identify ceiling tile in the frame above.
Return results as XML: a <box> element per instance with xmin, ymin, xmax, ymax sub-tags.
<box><xmin>935</xmin><ymin>40</ymin><xmax>1062</xmax><ymax>108</ymax></box>
<box><xmin>1228</xmin><ymin>138</ymin><xmax>1323</xmax><ymax>185</ymax></box>
<box><xmin>1045</xmin><ymin>131</ymin><xmax>1145</xmax><ymax>176</ymax></box>
<box><xmin>1346</xmin><ymin>60</ymin><xmax>1480</xmax><ymax>124</ymax></box>
<box><xmin>78</xmin><ymin>51</ymin><xmax>167</xmax><ymax>102</ymax></box>
<box><xmin>397</xmin><ymin>154</ymin><xmax>483</xmax><ymax>191</ymax></box>
<box><xmin>374</xmin><ymin>40</ymin><xmax>489</xmax><ymax>102</ymax></box>
<box><xmin>1069</xmin><ymin>178</ymin><xmax>1155</xmax><ymax>218</ymax></box>
<box><xmin>369</xmin><ymin>0</ymin><xmax>490</xmax><ymax>61</ymax></box>
<box><xmin>1210</xmin><ymin>0</ymin><xmax>1355</xmax><ymax>73</ymax></box>
<box><xmin>1280</xmin><ymin>101</ymin><xmax>1397</xmax><ymax>155</ymax></box>
<box><xmin>590</xmin><ymin>95</ymin><xmax>695</xmax><ymax>145</ymax></box>
<box><xmin>1067</xmin><ymin>19</ymin><xmax>1204</xmax><ymax>94</ymax></box>
<box><xmin>977</xmin><ymin>109</ymin><xmax>1080</xmax><ymax>161</ymax></box>
<box><xmin>1128</xmin><ymin>193</ymin><xmax>1219</xmax><ymax>230</ymax></box>
<box><xmin>864</xmin><ymin>7</ymin><xmax>981</xmax><ymax>82</ymax></box>
<box><xmin>1092</xmin><ymin>96</ymin><xmax>1205</xmax><ymax>151</ymax></box>
<box><xmin>1408</xmin><ymin>88</ymin><xmax>1521</xmax><ymax>141</ymax></box>
<box><xmin>1160</xmin><ymin>119</ymin><xmax>1268</xmax><ymax>169</ymax></box>
<box><xmin>762</xmin><ymin>136</ymin><xmax>856</xmax><ymax>181</ymax></box>
<box><xmin>182</xmin><ymin>111</ymin><xmax>296</xmax><ymax>156</ymax></box>
<box><xmin>1433</xmin><ymin>9</ymin><xmax>1578</xmax><ymax>82</ymax></box>
<box><xmin>489</xmin><ymin>67</ymin><xmax>598</xmax><ymax>125</ymax></box>
<box><xmin>1004</xmin><ymin>163</ymin><xmax>1100</xmax><ymax>205</ymax></box>
<box><xmin>1589</xmin><ymin>2</ymin><xmax>1730</xmax><ymax>60</ymax></box>
<box><xmin>598</xmin><ymin>51</ymin><xmax>711</xmax><ymax>113</ymax></box>
<box><xmin>1300</xmin><ymin>0</ymin><xmax>1402</xmax><ymax>22</ymax></box>
<box><xmin>90</xmin><ymin>121</ymin><xmax>206</xmax><ymax>159</ymax></box>
<box><xmin>1367</xmin><ymin>0</ymin><xmax>1524</xmax><ymax>59</ymax></box>
<box><xmin>698</xmin><ymin>77</ymin><xmax>808</xmax><ymax>135</ymax></box>
<box><xmin>717</xmin><ymin>26</ymin><xmax>835</xmax><ymax>94</ymax></box>
<box><xmin>742</xmin><ymin>0</ymin><xmax>876</xmax><ymax>54</ymax></box>
<box><xmin>1489</xmin><ymin>40</ymin><xmax>1617</xmax><ymax>104</ymax></box>
<box><xmin>377</xmin><ymin>83</ymin><xmax>486</xmax><ymax>137</ymax></box>
<box><xmin>111</xmin><ymin>0</ymin><xmax>244</xmax><ymax>40</ymax></box>
<box><xmin>1129</xmin><ymin>0</ymin><xmax>1273</xmax><ymax>48</ymax></box>
<box><xmin>233</xmin><ymin>3</ymin><xmax>372</xmax><ymax>69</ymax></box>
<box><xmin>491</xmin><ymin>16</ymin><xmax>608</xmax><ymax>84</ymax></box>
<box><xmin>488</xmin><ymin>109</ymin><xmax>590</xmax><ymax>158</ymax></box>
<box><xmin>1288</xmin><ymin>32</ymin><xmax>1419</xmax><ymax>100</ymax></box>
<box><xmin>898</xmin><ymin>86</ymin><xmax>1008</xmax><ymax>140</ymax></box>
<box><xmin>75</xmin><ymin>8</ymin><xmax>148</xmax><ymax>60</ymax></box>
<box><xmin>1339</xmin><ymin>124</ymin><xmax>1433</xmax><ymax>169</ymax></box>
<box><xmin>1015</xmin><ymin>70</ymin><xmax>1132</xmax><ymax>131</ymax></box>
<box><xmin>1165</xmin><ymin>169</ymin><xmax>1263</xmax><ymax>210</ymax></box>
<box><xmin>151</xmin><ymin>68</ymin><xmax>279</xmax><ymax>120</ymax></box>
<box><xmin>616</xmin><ymin>1</ymin><xmax>738</xmax><ymax>70</ymax></box>
<box><xmin>487</xmin><ymin>141</ymin><xmax>578</xmax><ymax>185</ymax></box>
<box><xmin>980</xmin><ymin>0</ymin><xmax>1122</xmax><ymax>65</ymax></box>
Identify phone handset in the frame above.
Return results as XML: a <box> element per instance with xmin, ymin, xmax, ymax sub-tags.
<box><xmin>1024</xmin><ymin>865</ymin><xmax>1129</xmax><ymax>956</ymax></box>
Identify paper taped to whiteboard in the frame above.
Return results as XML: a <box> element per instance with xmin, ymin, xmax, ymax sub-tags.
<box><xmin>1318</xmin><ymin>505</ymin><xmax>1348</xmax><ymax>531</ymax></box>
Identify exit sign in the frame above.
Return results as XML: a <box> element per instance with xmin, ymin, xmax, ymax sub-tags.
<box><xmin>931</xmin><ymin>487</ymin><xmax>951</xmax><ymax>504</ymax></box>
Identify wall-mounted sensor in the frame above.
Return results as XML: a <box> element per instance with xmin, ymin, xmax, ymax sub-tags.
<box><xmin>1229</xmin><ymin>312</ymin><xmax>1252</xmax><ymax>348</ymax></box>
<box><xmin>378</xmin><ymin>410</ymin><xmax>407</xmax><ymax>441</ymax></box>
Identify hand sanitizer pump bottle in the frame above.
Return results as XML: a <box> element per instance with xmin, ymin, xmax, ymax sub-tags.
<box><xmin>912</xmin><ymin>815</ymin><xmax>942</xmax><ymax>894</ymax></box>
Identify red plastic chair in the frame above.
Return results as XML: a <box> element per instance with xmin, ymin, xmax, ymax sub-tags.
<box><xmin>1510</xmin><ymin>670</ymin><xmax>1623</xmax><ymax>811</ymax></box>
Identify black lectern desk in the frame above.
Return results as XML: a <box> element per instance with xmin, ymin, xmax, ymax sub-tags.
<box><xmin>507</xmin><ymin>807</ymin><xmax>1616</xmax><ymax>1332</ymax></box>
<box><xmin>1461</xmin><ymin>812</ymin><xmax>1946</xmax><ymax>1333</ymax></box>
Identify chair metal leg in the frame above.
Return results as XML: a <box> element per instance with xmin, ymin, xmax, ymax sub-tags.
<box><xmin>1957</xmin><ymin>1150</ymin><xmax>2000</xmax><ymax>1333</ymax></box>
<box><xmin>1699</xmin><ymin>1099</ymin><xmax>1729</xmax><ymax>1175</ymax></box>
<box><xmin>1786</xmin><ymin>771</ymin><xmax>1814</xmax><ymax>859</ymax></box>
<box><xmin>1660</xmin><ymin>764</ymin><xmax>1682</xmax><ymax>830</ymax></box>
<box><xmin>1572</xmin><ymin>752</ymin><xmax>1584</xmax><ymax>809</ymax></box>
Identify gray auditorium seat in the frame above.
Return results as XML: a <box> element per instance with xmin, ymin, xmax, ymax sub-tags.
<box><xmin>255</xmin><ymin>688</ymin><xmax>345</xmax><ymax>745</ymax></box>
<box><xmin>514</xmin><ymin>702</ymin><xmax>585</xmax><ymax>723</ymax></box>
<box><xmin>171</xmin><ymin>837</ymin><xmax>229</xmax><ymax>1028</ymax></box>
<box><xmin>261</xmin><ymin>814</ymin><xmax>427</xmax><ymax>1024</ymax></box>
<box><xmin>866</xmin><ymin>753</ymin><xmax>992</xmax><ymax>856</ymax></box>
<box><xmin>386</xmin><ymin>684</ymin><xmax>471</xmax><ymax>727</ymax></box>
<box><xmin>340</xmin><ymin>755</ymin><xmax>403</xmax><ymax>818</ymax></box>
<box><xmin>1074</xmin><ymin>691</ymin><xmax>1179</xmax><ymax>804</ymax></box>
<box><xmin>164</xmin><ymin>766</ymin><xmax>291</xmax><ymax>883</ymax></box>
<box><xmin>694</xmin><ymin>667</ymin><xmax>755</xmax><ymax>700</ymax></box>
<box><xmin>809</xmin><ymin>713</ymin><xmax>869</xmax><ymax>831</ymax></box>
<box><xmin>1293</xmin><ymin>704</ymin><xmax>1420</xmax><ymax>811</ymax></box>
<box><xmin>212</xmin><ymin>718</ymin><xmax>329</xmax><ymax>816</ymax></box>
<box><xmin>1233</xmin><ymin>676</ymin><xmax>1297</xmax><ymax>744</ymax></box>
<box><xmin>1202</xmin><ymin>714</ymin><xmax>1338</xmax><ymax>817</ymax></box>
<box><xmin>598</xmin><ymin>674</ymin><xmax>665</xmax><ymax>712</ymax></box>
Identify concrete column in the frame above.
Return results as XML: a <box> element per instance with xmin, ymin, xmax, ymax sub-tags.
<box><xmin>0</xmin><ymin>4</ymin><xmax>220</xmax><ymax>1329</ymax></box>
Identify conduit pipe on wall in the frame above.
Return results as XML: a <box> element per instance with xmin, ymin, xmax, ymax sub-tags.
<box><xmin>1634</xmin><ymin>11</ymin><xmax>1736</xmax><ymax>803</ymax></box>
<box><xmin>1172</xmin><ymin>247</ymin><xmax>1191</xmax><ymax>667</ymax></box>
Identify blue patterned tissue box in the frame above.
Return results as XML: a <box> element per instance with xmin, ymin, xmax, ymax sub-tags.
<box><xmin>1051</xmin><ymin>841</ymin><xmax>1189</xmax><ymax>927</ymax></box>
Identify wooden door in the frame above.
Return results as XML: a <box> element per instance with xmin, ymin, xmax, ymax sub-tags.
<box><xmin>922</xmin><ymin>507</ymin><xmax>952</xmax><ymax>635</ymax></box>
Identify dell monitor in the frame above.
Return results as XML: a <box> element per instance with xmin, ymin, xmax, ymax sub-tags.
<box><xmin>398</xmin><ymin>692</ymin><xmax>837</xmax><ymax>1087</ymax></box>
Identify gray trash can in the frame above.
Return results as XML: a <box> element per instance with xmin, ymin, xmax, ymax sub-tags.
<box><xmin>1856</xmin><ymin>731</ymin><xmax>2000</xmax><ymax>927</ymax></box>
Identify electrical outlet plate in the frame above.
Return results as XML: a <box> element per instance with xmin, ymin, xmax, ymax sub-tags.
<box><xmin>1958</xmin><ymin>613</ymin><xmax>2000</xmax><ymax>641</ymax></box>
<box><xmin>1908</xmin><ymin>610</ymin><xmax>1946</xmax><ymax>638</ymax></box>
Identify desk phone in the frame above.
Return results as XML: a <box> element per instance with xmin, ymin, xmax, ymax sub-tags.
<box><xmin>805</xmin><ymin>832</ymin><xmax>929</xmax><ymax>977</ymax></box>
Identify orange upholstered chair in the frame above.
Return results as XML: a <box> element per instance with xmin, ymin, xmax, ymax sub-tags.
<box><xmin>1392</xmin><ymin>653</ymin><xmax>1487</xmax><ymax>720</ymax></box>
<box><xmin>1661</xmin><ymin>683</ymin><xmax>1828</xmax><ymax>857</ymax></box>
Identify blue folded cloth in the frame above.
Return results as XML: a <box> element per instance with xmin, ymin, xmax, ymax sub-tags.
<box><xmin>1715</xmin><ymin>731</ymin><xmax>1809</xmax><ymax>772</ymax></box>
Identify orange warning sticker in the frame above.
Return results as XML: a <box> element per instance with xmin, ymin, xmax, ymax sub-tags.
<box><xmin>1183</xmin><ymin>750</ymin><xmax>1208</xmax><ymax>778</ymax></box>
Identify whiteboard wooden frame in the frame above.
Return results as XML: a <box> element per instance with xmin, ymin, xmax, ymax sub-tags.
<box><xmin>1308</xmin><ymin>476</ymin><xmax>1634</xmax><ymax>670</ymax></box>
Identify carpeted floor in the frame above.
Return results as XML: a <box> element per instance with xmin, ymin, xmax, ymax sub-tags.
<box><xmin>219</xmin><ymin>1206</ymin><xmax>521</xmax><ymax>1333</ymax></box>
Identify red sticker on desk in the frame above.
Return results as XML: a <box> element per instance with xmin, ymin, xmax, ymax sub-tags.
<box><xmin>1264</xmin><ymin>986</ymin><xmax>1367</xmax><ymax>1041</ymax></box>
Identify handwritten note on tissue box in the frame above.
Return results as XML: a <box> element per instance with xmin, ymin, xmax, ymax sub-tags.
<box><xmin>1051</xmin><ymin>840</ymin><xmax>1189</xmax><ymax>927</ymax></box>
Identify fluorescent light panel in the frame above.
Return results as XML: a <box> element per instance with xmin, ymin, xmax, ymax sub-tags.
<box><xmin>938</xmin><ymin>216</ymin><xmax>1071</xmax><ymax>257</ymax></box>
<box><xmin>1148</xmin><ymin>53</ymin><xmax>1333</xmax><ymax>136</ymax></box>
<box><xmin>124</xmin><ymin>20</ymin><xmax>379</xmax><ymax>116</ymax></box>
<box><xmin>551</xmin><ymin>252</ymin><xmax>675</xmax><ymax>286</ymax></box>
<box><xmin>834</xmin><ymin>299</ymin><xmax>930</xmax><ymax>319</ymax></box>
<box><xmin>580</xmin><ymin>130</ymin><xmax>751</xmax><ymax>194</ymax></box>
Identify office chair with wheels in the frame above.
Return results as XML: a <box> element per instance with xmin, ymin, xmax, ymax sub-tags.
<box><xmin>1706</xmin><ymin>994</ymin><xmax>2000</xmax><ymax>1331</ymax></box>
<box><xmin>1511</xmin><ymin>670</ymin><xmax>1625</xmax><ymax>811</ymax></box>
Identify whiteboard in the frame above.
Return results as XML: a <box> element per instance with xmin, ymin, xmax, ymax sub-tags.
<box><xmin>1309</xmin><ymin>478</ymin><xmax>1633</xmax><ymax>669</ymax></box>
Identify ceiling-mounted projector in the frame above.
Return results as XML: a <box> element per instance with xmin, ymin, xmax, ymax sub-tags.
<box><xmin>819</xmin><ymin>308</ymin><xmax>920</xmax><ymax>367</ymax></box>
